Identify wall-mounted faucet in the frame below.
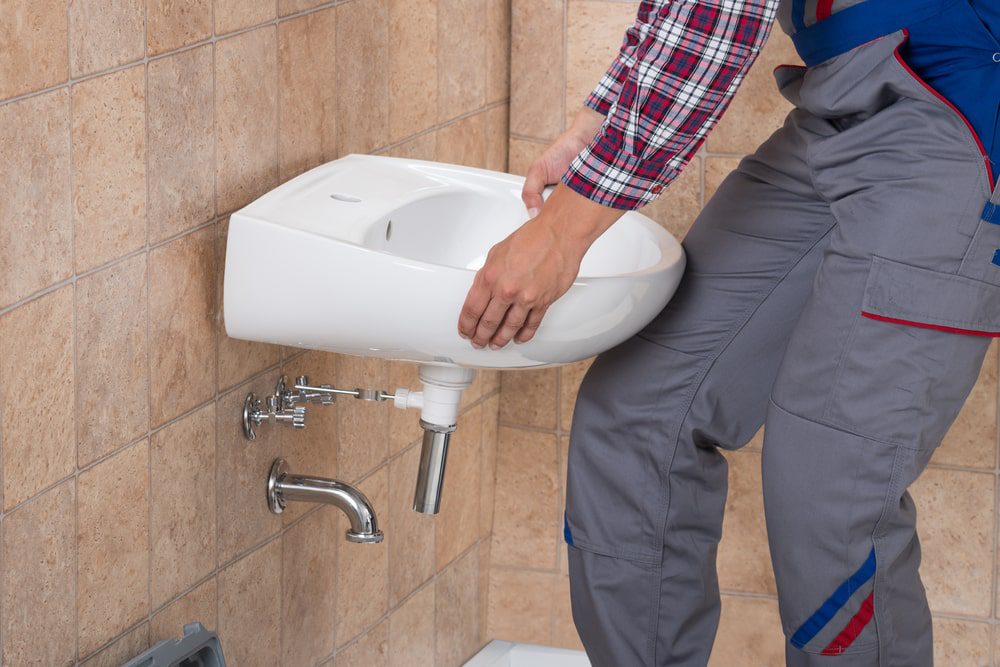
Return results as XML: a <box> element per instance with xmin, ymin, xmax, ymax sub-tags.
<box><xmin>267</xmin><ymin>459</ymin><xmax>383</xmax><ymax>544</ymax></box>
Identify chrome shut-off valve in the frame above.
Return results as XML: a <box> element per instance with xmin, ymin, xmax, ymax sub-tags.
<box><xmin>242</xmin><ymin>374</ymin><xmax>401</xmax><ymax>441</ymax></box>
<box><xmin>242</xmin><ymin>376</ymin><xmax>307</xmax><ymax>440</ymax></box>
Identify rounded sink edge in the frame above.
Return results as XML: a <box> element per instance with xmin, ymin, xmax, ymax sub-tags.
<box><xmin>233</xmin><ymin>207</ymin><xmax>686</xmax><ymax>285</ymax></box>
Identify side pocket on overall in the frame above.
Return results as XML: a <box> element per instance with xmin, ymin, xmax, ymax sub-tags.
<box><xmin>823</xmin><ymin>256</ymin><xmax>999</xmax><ymax>448</ymax></box>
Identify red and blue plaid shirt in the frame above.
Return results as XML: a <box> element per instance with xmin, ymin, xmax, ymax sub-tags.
<box><xmin>562</xmin><ymin>0</ymin><xmax>779</xmax><ymax>210</ymax></box>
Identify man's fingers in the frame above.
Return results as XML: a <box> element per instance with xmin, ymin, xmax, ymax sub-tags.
<box><xmin>471</xmin><ymin>297</ymin><xmax>513</xmax><ymax>349</ymax></box>
<box><xmin>489</xmin><ymin>304</ymin><xmax>531</xmax><ymax>349</ymax></box>
<box><xmin>514</xmin><ymin>305</ymin><xmax>548</xmax><ymax>344</ymax></box>
<box><xmin>458</xmin><ymin>277</ymin><xmax>492</xmax><ymax>339</ymax></box>
<box><xmin>521</xmin><ymin>160</ymin><xmax>548</xmax><ymax>216</ymax></box>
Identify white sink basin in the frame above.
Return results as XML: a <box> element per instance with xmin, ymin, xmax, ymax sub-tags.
<box><xmin>223</xmin><ymin>155</ymin><xmax>685</xmax><ymax>370</ymax></box>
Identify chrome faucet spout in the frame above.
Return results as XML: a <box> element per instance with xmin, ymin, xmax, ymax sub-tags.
<box><xmin>267</xmin><ymin>459</ymin><xmax>383</xmax><ymax>543</ymax></box>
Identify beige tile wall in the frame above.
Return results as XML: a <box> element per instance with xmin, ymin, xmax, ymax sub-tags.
<box><xmin>0</xmin><ymin>1</ymin><xmax>508</xmax><ymax>665</ymax></box>
<box><xmin>497</xmin><ymin>1</ymin><xmax>1000</xmax><ymax>664</ymax></box>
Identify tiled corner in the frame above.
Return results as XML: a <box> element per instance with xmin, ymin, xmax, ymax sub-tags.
<box><xmin>147</xmin><ymin>0</ymin><xmax>212</xmax><ymax>55</ymax></box>
<box><xmin>69</xmin><ymin>0</ymin><xmax>145</xmax><ymax>77</ymax></box>
<box><xmin>339</xmin><ymin>620</ymin><xmax>390</xmax><ymax>667</ymax></box>
<box><xmin>912</xmin><ymin>467</ymin><xmax>994</xmax><ymax>618</ymax></box>
<box><xmin>216</xmin><ymin>26</ymin><xmax>279</xmax><ymax>215</ymax></box>
<box><xmin>0</xmin><ymin>88</ymin><xmax>72</xmax><ymax>309</ymax></box>
<box><xmin>278</xmin><ymin>8</ymin><xmax>338</xmax><ymax>180</ymax></box>
<box><xmin>435</xmin><ymin>544</ymin><xmax>482</xmax><ymax>666</ymax></box>
<box><xmin>437</xmin><ymin>112</ymin><xmax>488</xmax><ymax>169</ymax></box>
<box><xmin>704</xmin><ymin>156</ymin><xmax>741</xmax><ymax>201</ymax></box>
<box><xmin>478</xmin><ymin>541</ymin><xmax>492</xmax><ymax>643</ymax></box>
<box><xmin>0</xmin><ymin>0</ymin><xmax>68</xmax><ymax>100</ymax></box>
<box><xmin>550</xmin><ymin>575</ymin><xmax>583</xmax><ymax>650</ymax></box>
<box><xmin>510</xmin><ymin>0</ymin><xmax>564</xmax><ymax>140</ymax></box>
<box><xmin>507</xmin><ymin>138</ymin><xmax>547</xmax><ymax>176</ymax></box>
<box><xmin>2</xmin><ymin>480</ymin><xmax>77</xmax><ymax>667</ymax></box>
<box><xmin>485</xmin><ymin>104</ymin><xmax>510</xmax><ymax>172</ymax></box>
<box><xmin>77</xmin><ymin>442</ymin><xmax>151</xmax><ymax>657</ymax></box>
<box><xmin>705</xmin><ymin>30</ymin><xmax>800</xmax><ymax>155</ymax></box>
<box><xmin>80</xmin><ymin>624</ymin><xmax>149</xmax><ymax>667</ymax></box>
<box><xmin>499</xmin><ymin>368</ymin><xmax>558</xmax><ymax>429</ymax></box>
<box><xmin>214</xmin><ymin>0</ymin><xmax>277</xmax><ymax>35</ymax></box>
<box><xmin>487</xmin><ymin>567</ymin><xmax>554</xmax><ymax>645</ymax></box>
<box><xmin>150</xmin><ymin>404</ymin><xmax>217</xmax><ymax>608</ymax></box>
<box><xmin>933</xmin><ymin>339</ymin><xmax>998</xmax><ymax>469</ymax></box>
<box><xmin>283</xmin><ymin>507</ymin><xmax>339</xmax><ymax>665</ymax></box>
<box><xmin>558</xmin><ymin>358</ymin><xmax>592</xmax><ymax>432</ymax></box>
<box><xmin>564</xmin><ymin>0</ymin><xmax>637</xmax><ymax>130</ymax></box>
<box><xmin>76</xmin><ymin>255</ymin><xmax>149</xmax><ymax>467</ymax></box>
<box><xmin>1</xmin><ymin>285</ymin><xmax>76</xmax><ymax>510</ymax></box>
<box><xmin>337</xmin><ymin>466</ymin><xmax>390</xmax><ymax>646</ymax></box>
<box><xmin>491</xmin><ymin>426</ymin><xmax>560</xmax><ymax>569</ymax></box>
<box><xmin>486</xmin><ymin>0</ymin><xmax>512</xmax><ymax>105</ymax></box>
<box><xmin>149</xmin><ymin>226</ymin><xmax>217</xmax><ymax>426</ymax></box>
<box><xmin>438</xmin><ymin>0</ymin><xmax>487</xmax><ymax>122</ymax></box>
<box><xmin>217</xmin><ymin>539</ymin><xmax>282</xmax><ymax>667</ymax></box>
<box><xmin>336</xmin><ymin>0</ymin><xmax>390</xmax><ymax>155</ymax></box>
<box><xmin>216</xmin><ymin>376</ymin><xmax>283</xmax><ymax>563</ymax></box>
<box><xmin>150</xmin><ymin>578</ymin><xmax>218</xmax><ymax>643</ymax></box>
<box><xmin>480</xmin><ymin>394</ymin><xmax>501</xmax><ymax>539</ymax></box>
<box><xmin>389</xmin><ymin>585</ymin><xmax>435</xmax><ymax>666</ymax></box>
<box><xmin>388</xmin><ymin>0</ymin><xmax>438</xmax><ymax>143</ymax></box>
<box><xmin>437</xmin><ymin>404</ymin><xmax>483</xmax><ymax>569</ymax></box>
<box><xmin>718</xmin><ymin>449</ymin><xmax>776</xmax><ymax>595</ymax></box>
<box><xmin>708</xmin><ymin>595</ymin><xmax>785</xmax><ymax>666</ymax></box>
<box><xmin>388</xmin><ymin>445</ymin><xmax>436</xmax><ymax>604</ymax></box>
<box><xmin>71</xmin><ymin>65</ymin><xmax>147</xmax><ymax>273</ymax></box>
<box><xmin>148</xmin><ymin>45</ymin><xmax>216</xmax><ymax>244</ymax></box>
<box><xmin>640</xmin><ymin>156</ymin><xmax>705</xmax><ymax>240</ymax></box>
<box><xmin>337</xmin><ymin>355</ymin><xmax>390</xmax><ymax>482</ymax></box>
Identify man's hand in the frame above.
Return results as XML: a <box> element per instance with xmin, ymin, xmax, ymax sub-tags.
<box><xmin>521</xmin><ymin>107</ymin><xmax>605</xmax><ymax>215</ymax></box>
<box><xmin>458</xmin><ymin>183</ymin><xmax>625</xmax><ymax>349</ymax></box>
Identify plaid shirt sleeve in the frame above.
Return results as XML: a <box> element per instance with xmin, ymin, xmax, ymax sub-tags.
<box><xmin>564</xmin><ymin>0</ymin><xmax>779</xmax><ymax>210</ymax></box>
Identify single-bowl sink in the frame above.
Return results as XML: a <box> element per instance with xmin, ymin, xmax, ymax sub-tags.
<box><xmin>223</xmin><ymin>154</ymin><xmax>685</xmax><ymax>370</ymax></box>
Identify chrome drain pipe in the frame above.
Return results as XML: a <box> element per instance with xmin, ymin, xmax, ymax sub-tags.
<box><xmin>412</xmin><ymin>421</ymin><xmax>456</xmax><ymax>514</ymax></box>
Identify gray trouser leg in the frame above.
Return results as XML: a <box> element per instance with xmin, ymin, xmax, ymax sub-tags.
<box><xmin>567</xmin><ymin>110</ymin><xmax>837</xmax><ymax>665</ymax></box>
<box><xmin>567</xmin><ymin>30</ymin><xmax>1000</xmax><ymax>667</ymax></box>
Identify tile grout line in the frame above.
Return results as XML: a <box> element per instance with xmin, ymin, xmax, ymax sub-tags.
<box><xmin>143</xmin><ymin>0</ymin><xmax>156</xmax><ymax>645</ymax></box>
<box><xmin>0</xmin><ymin>1</ymin><xmax>353</xmax><ymax>113</ymax></box>
<box><xmin>69</xmin><ymin>13</ymin><xmax>81</xmax><ymax>654</ymax></box>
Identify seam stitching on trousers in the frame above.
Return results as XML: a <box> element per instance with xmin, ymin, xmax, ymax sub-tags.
<box><xmin>822</xmin><ymin>258</ymin><xmax>869</xmax><ymax>423</ymax></box>
<box><xmin>648</xmin><ymin>223</ymin><xmax>837</xmax><ymax>664</ymax></box>
<box><xmin>871</xmin><ymin>444</ymin><xmax>904</xmax><ymax>666</ymax></box>
<box><xmin>770</xmin><ymin>393</ymin><xmax>928</xmax><ymax>452</ymax></box>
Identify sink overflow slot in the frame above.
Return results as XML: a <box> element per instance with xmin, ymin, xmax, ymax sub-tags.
<box><xmin>330</xmin><ymin>193</ymin><xmax>362</xmax><ymax>203</ymax></box>
<box><xmin>385</xmin><ymin>220</ymin><xmax>393</xmax><ymax>241</ymax></box>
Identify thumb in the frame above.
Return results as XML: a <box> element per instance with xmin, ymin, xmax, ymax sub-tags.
<box><xmin>521</xmin><ymin>161</ymin><xmax>548</xmax><ymax>217</ymax></box>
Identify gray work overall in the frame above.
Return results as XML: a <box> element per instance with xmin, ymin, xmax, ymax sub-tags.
<box><xmin>564</xmin><ymin>0</ymin><xmax>1000</xmax><ymax>664</ymax></box>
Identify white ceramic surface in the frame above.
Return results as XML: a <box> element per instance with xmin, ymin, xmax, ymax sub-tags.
<box><xmin>464</xmin><ymin>641</ymin><xmax>591</xmax><ymax>667</ymax></box>
<box><xmin>223</xmin><ymin>155</ymin><xmax>685</xmax><ymax>369</ymax></box>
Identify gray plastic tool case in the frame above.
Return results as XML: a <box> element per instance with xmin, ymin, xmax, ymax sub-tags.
<box><xmin>122</xmin><ymin>623</ymin><xmax>225</xmax><ymax>667</ymax></box>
